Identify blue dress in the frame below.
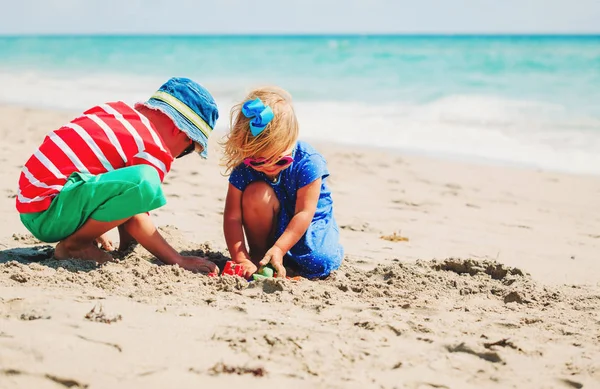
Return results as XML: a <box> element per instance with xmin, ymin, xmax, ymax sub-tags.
<box><xmin>229</xmin><ymin>141</ymin><xmax>344</xmax><ymax>278</ymax></box>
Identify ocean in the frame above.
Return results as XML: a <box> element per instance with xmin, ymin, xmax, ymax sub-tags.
<box><xmin>1</xmin><ymin>35</ymin><xmax>599</xmax><ymax>174</ymax></box>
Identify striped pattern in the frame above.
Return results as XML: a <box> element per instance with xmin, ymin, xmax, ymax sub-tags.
<box><xmin>17</xmin><ymin>101</ymin><xmax>173</xmax><ymax>213</ymax></box>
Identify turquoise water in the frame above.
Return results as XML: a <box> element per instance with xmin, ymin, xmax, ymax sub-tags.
<box><xmin>1</xmin><ymin>35</ymin><xmax>600</xmax><ymax>174</ymax></box>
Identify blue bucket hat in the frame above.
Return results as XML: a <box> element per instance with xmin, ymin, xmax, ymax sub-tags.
<box><xmin>140</xmin><ymin>77</ymin><xmax>218</xmax><ymax>158</ymax></box>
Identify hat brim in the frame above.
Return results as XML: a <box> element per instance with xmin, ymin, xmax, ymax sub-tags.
<box><xmin>140</xmin><ymin>99</ymin><xmax>209</xmax><ymax>159</ymax></box>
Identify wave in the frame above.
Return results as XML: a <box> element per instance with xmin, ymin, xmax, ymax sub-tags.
<box><xmin>2</xmin><ymin>71</ymin><xmax>599</xmax><ymax>175</ymax></box>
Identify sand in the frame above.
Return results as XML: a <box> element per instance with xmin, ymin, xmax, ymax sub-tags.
<box><xmin>1</xmin><ymin>104</ymin><xmax>599</xmax><ymax>389</ymax></box>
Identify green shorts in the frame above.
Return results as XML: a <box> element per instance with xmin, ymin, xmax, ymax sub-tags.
<box><xmin>20</xmin><ymin>165</ymin><xmax>166</xmax><ymax>243</ymax></box>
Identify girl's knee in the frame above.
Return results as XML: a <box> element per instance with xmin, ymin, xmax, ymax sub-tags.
<box><xmin>242</xmin><ymin>181</ymin><xmax>278</xmax><ymax>211</ymax></box>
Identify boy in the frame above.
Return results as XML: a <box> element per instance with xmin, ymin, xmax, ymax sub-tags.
<box><xmin>16</xmin><ymin>77</ymin><xmax>219</xmax><ymax>274</ymax></box>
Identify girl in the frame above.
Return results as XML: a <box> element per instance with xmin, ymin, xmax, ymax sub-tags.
<box><xmin>222</xmin><ymin>87</ymin><xmax>343</xmax><ymax>279</ymax></box>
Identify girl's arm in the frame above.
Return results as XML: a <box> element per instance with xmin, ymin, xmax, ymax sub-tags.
<box><xmin>223</xmin><ymin>183</ymin><xmax>253</xmax><ymax>265</ymax></box>
<box><xmin>260</xmin><ymin>178</ymin><xmax>322</xmax><ymax>277</ymax></box>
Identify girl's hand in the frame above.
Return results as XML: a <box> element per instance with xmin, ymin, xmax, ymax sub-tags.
<box><xmin>259</xmin><ymin>246</ymin><xmax>286</xmax><ymax>278</ymax></box>
<box><xmin>238</xmin><ymin>259</ymin><xmax>258</xmax><ymax>279</ymax></box>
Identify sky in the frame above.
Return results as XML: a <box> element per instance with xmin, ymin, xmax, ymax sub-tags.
<box><xmin>1</xmin><ymin>0</ymin><xmax>599</xmax><ymax>35</ymax></box>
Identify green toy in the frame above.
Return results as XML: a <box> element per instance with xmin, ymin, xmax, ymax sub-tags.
<box><xmin>252</xmin><ymin>265</ymin><xmax>275</xmax><ymax>281</ymax></box>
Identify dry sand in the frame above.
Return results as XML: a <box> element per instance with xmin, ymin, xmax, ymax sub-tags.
<box><xmin>1</xmin><ymin>104</ymin><xmax>599</xmax><ymax>388</ymax></box>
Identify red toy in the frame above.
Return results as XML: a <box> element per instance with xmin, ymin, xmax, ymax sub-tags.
<box><xmin>219</xmin><ymin>260</ymin><xmax>304</xmax><ymax>281</ymax></box>
<box><xmin>222</xmin><ymin>261</ymin><xmax>245</xmax><ymax>277</ymax></box>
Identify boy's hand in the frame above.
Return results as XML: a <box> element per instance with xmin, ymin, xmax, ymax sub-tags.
<box><xmin>177</xmin><ymin>256</ymin><xmax>219</xmax><ymax>275</ymax></box>
<box><xmin>259</xmin><ymin>246</ymin><xmax>286</xmax><ymax>278</ymax></box>
<box><xmin>237</xmin><ymin>259</ymin><xmax>258</xmax><ymax>279</ymax></box>
<box><xmin>95</xmin><ymin>234</ymin><xmax>114</xmax><ymax>251</ymax></box>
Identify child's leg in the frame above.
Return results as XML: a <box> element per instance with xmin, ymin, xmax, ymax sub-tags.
<box><xmin>241</xmin><ymin>181</ymin><xmax>280</xmax><ymax>263</ymax></box>
<box><xmin>24</xmin><ymin>165</ymin><xmax>166</xmax><ymax>262</ymax></box>
<box><xmin>117</xmin><ymin>224</ymin><xmax>135</xmax><ymax>251</ymax></box>
<box><xmin>55</xmin><ymin>218</ymin><xmax>128</xmax><ymax>262</ymax></box>
<box><xmin>58</xmin><ymin>212</ymin><xmax>216</xmax><ymax>272</ymax></box>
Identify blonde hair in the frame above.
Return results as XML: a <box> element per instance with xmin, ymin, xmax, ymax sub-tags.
<box><xmin>221</xmin><ymin>86</ymin><xmax>299</xmax><ymax>175</ymax></box>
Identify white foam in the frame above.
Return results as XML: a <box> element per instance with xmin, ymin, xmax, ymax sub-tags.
<box><xmin>295</xmin><ymin>96</ymin><xmax>600</xmax><ymax>176</ymax></box>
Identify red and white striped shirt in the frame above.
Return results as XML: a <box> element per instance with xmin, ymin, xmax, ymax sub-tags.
<box><xmin>17</xmin><ymin>101</ymin><xmax>173</xmax><ymax>214</ymax></box>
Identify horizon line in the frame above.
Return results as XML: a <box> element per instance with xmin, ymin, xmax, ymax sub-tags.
<box><xmin>1</xmin><ymin>32</ymin><xmax>599</xmax><ymax>38</ymax></box>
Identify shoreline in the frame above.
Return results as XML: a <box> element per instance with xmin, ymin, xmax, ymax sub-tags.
<box><xmin>1</xmin><ymin>96</ymin><xmax>600</xmax><ymax>178</ymax></box>
<box><xmin>2</xmin><ymin>99</ymin><xmax>591</xmax><ymax>179</ymax></box>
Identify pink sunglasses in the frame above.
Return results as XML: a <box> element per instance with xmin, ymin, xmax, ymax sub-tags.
<box><xmin>243</xmin><ymin>155</ymin><xmax>294</xmax><ymax>168</ymax></box>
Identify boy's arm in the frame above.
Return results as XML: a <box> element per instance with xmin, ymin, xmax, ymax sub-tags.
<box><xmin>223</xmin><ymin>183</ymin><xmax>252</xmax><ymax>264</ymax></box>
<box><xmin>260</xmin><ymin>178</ymin><xmax>321</xmax><ymax>277</ymax></box>
<box><xmin>124</xmin><ymin>213</ymin><xmax>218</xmax><ymax>274</ymax></box>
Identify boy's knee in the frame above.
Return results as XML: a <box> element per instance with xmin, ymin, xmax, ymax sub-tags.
<box><xmin>123</xmin><ymin>212</ymin><xmax>146</xmax><ymax>228</ymax></box>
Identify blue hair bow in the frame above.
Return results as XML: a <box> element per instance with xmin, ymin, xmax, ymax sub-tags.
<box><xmin>242</xmin><ymin>98</ymin><xmax>274</xmax><ymax>136</ymax></box>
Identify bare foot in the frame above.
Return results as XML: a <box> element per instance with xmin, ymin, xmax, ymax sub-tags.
<box><xmin>54</xmin><ymin>241</ymin><xmax>114</xmax><ymax>263</ymax></box>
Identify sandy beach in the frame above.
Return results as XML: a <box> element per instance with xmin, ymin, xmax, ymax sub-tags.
<box><xmin>1</xmin><ymin>104</ymin><xmax>599</xmax><ymax>389</ymax></box>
